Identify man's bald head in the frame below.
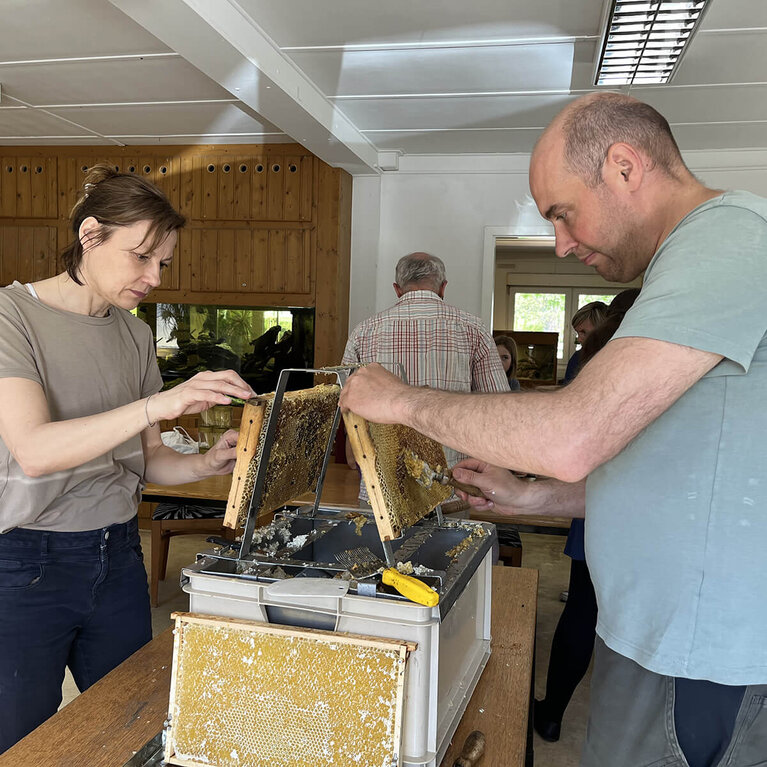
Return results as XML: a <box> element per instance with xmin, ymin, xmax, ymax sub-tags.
<box><xmin>534</xmin><ymin>92</ymin><xmax>687</xmax><ymax>188</ymax></box>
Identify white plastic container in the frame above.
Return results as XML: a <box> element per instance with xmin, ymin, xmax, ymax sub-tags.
<box><xmin>181</xmin><ymin>549</ymin><xmax>492</xmax><ymax>767</ymax></box>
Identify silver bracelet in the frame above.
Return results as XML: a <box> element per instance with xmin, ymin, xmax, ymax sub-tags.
<box><xmin>145</xmin><ymin>394</ymin><xmax>157</xmax><ymax>428</ymax></box>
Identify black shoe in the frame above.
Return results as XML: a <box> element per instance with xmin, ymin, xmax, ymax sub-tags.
<box><xmin>533</xmin><ymin>699</ymin><xmax>562</xmax><ymax>742</ymax></box>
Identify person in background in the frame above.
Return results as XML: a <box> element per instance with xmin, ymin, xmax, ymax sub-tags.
<box><xmin>534</xmin><ymin>288</ymin><xmax>640</xmax><ymax>743</ymax></box>
<box><xmin>564</xmin><ymin>301</ymin><xmax>608</xmax><ymax>383</ymax></box>
<box><xmin>342</xmin><ymin>252</ymin><xmax>508</xmax><ymax>487</ymax></box>
<box><xmin>494</xmin><ymin>334</ymin><xmax>521</xmax><ymax>391</ymax></box>
<box><xmin>340</xmin><ymin>92</ymin><xmax>767</xmax><ymax>767</ymax></box>
<box><xmin>0</xmin><ymin>165</ymin><xmax>253</xmax><ymax>753</ymax></box>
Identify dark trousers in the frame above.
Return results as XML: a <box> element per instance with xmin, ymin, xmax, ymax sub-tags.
<box><xmin>539</xmin><ymin>558</ymin><xmax>598</xmax><ymax>723</ymax></box>
<box><xmin>0</xmin><ymin>517</ymin><xmax>152</xmax><ymax>754</ymax></box>
<box><xmin>583</xmin><ymin>637</ymin><xmax>767</xmax><ymax>767</ymax></box>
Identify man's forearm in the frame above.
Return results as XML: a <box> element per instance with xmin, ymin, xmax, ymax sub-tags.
<box><xmin>397</xmin><ymin>386</ymin><xmax>579</xmax><ymax>479</ymax></box>
<box><xmin>513</xmin><ymin>477</ymin><xmax>586</xmax><ymax>519</ymax></box>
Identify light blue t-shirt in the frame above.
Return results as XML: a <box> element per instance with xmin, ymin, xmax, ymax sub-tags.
<box><xmin>586</xmin><ymin>191</ymin><xmax>767</xmax><ymax>684</ymax></box>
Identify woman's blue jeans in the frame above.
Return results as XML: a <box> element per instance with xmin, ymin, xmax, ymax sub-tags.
<box><xmin>0</xmin><ymin>517</ymin><xmax>152</xmax><ymax>754</ymax></box>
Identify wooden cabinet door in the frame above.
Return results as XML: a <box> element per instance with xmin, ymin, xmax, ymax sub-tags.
<box><xmin>0</xmin><ymin>157</ymin><xmax>58</xmax><ymax>219</ymax></box>
<box><xmin>186</xmin><ymin>226</ymin><xmax>312</xmax><ymax>298</ymax></box>
<box><xmin>190</xmin><ymin>153</ymin><xmax>313</xmax><ymax>222</ymax></box>
<box><xmin>0</xmin><ymin>225</ymin><xmax>58</xmax><ymax>285</ymax></box>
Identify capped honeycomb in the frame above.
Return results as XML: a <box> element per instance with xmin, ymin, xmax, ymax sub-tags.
<box><xmin>343</xmin><ymin>413</ymin><xmax>453</xmax><ymax>540</ymax></box>
<box><xmin>224</xmin><ymin>384</ymin><xmax>340</xmax><ymax>529</ymax></box>
<box><xmin>165</xmin><ymin>613</ymin><xmax>412</xmax><ymax>767</ymax></box>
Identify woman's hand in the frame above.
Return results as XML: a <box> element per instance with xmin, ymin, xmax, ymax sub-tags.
<box><xmin>451</xmin><ymin>458</ymin><xmax>538</xmax><ymax>514</ymax></box>
<box><xmin>147</xmin><ymin>370</ymin><xmax>253</xmax><ymax>424</ymax></box>
<box><xmin>200</xmin><ymin>428</ymin><xmax>240</xmax><ymax>476</ymax></box>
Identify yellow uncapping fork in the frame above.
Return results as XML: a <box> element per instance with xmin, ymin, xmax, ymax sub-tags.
<box><xmin>335</xmin><ymin>547</ymin><xmax>439</xmax><ymax>607</ymax></box>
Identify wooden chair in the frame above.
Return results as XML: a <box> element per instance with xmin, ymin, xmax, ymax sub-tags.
<box><xmin>150</xmin><ymin>514</ymin><xmax>236</xmax><ymax>607</ymax></box>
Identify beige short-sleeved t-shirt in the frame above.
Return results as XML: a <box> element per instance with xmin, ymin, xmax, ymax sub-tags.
<box><xmin>0</xmin><ymin>281</ymin><xmax>162</xmax><ymax>532</ymax></box>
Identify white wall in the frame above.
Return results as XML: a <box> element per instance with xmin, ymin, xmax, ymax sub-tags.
<box><xmin>348</xmin><ymin>149</ymin><xmax>767</xmax><ymax>333</ymax></box>
<box><xmin>349</xmin><ymin>176</ymin><xmax>381</xmax><ymax>331</ymax></box>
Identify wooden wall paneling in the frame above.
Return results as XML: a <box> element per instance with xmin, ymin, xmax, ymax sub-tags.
<box><xmin>233</xmin><ymin>158</ymin><xmax>251</xmax><ymax>220</ymax></box>
<box><xmin>314</xmin><ymin>163</ymin><xmax>352</xmax><ymax>367</ymax></box>
<box><xmin>283</xmin><ymin>155</ymin><xmax>301</xmax><ymax>221</ymax></box>
<box><xmin>0</xmin><ymin>227</ymin><xmax>19</xmax><ymax>286</ymax></box>
<box><xmin>160</xmin><ymin>228</ymin><xmax>181</xmax><ymax>291</ymax></box>
<box><xmin>252</xmin><ymin>228</ymin><xmax>269</xmax><ymax>291</ymax></box>
<box><xmin>1</xmin><ymin>160</ymin><xmax>16</xmax><ymax>217</ymax></box>
<box><xmin>162</xmin><ymin>157</ymin><xmax>180</xmax><ymax>210</ymax></box>
<box><xmin>0</xmin><ymin>145</ymin><xmax>348</xmax><ymax>361</ymax></box>
<box><xmin>46</xmin><ymin>157</ymin><xmax>58</xmax><ymax>218</ymax></box>
<box><xmin>58</xmin><ymin>221</ymin><xmax>70</xmax><ymax>271</ymax></box>
<box><xmin>189</xmin><ymin>227</ymin><xmax>202</xmax><ymax>291</ymax></box>
<box><xmin>268</xmin><ymin>228</ymin><xmax>286</xmax><ymax>291</ymax></box>
<box><xmin>305</xmin><ymin>229</ymin><xmax>314</xmax><ymax>294</ymax></box>
<box><xmin>61</xmin><ymin>158</ymin><xmax>79</xmax><ymax>216</ymax></box>
<box><xmin>281</xmin><ymin>153</ymin><xmax>313</xmax><ymax>222</ymax></box>
<box><xmin>179</xmin><ymin>154</ymin><xmax>194</xmax><ymax>218</ymax></box>
<box><xmin>252</xmin><ymin>157</ymin><xmax>267</xmax><ymax>219</ymax></box>
<box><xmin>201</xmin><ymin>159</ymin><xmax>218</xmax><ymax>221</ymax></box>
<box><xmin>188</xmin><ymin>156</ymin><xmax>203</xmax><ymax>220</ymax></box>
<box><xmin>284</xmin><ymin>228</ymin><xmax>309</xmax><ymax>294</ymax></box>
<box><xmin>15</xmin><ymin>158</ymin><xmax>32</xmax><ymax>219</ymax></box>
<box><xmin>267</xmin><ymin>160</ymin><xmax>285</xmax><ymax>221</ymax></box>
<box><xmin>217</xmin><ymin>159</ymin><xmax>234</xmax><ymax>220</ymax></box>
<box><xmin>140</xmin><ymin>156</ymin><xmax>177</xmax><ymax>208</ymax></box>
<box><xmin>0</xmin><ymin>226</ymin><xmax>58</xmax><ymax>285</ymax></box>
<box><xmin>30</xmin><ymin>158</ymin><xmax>57</xmax><ymax>218</ymax></box>
<box><xmin>299</xmin><ymin>155</ymin><xmax>313</xmax><ymax>222</ymax></box>
<box><xmin>216</xmin><ymin>228</ymin><xmax>236</xmax><ymax>291</ymax></box>
<box><xmin>234</xmin><ymin>228</ymin><xmax>252</xmax><ymax>292</ymax></box>
<box><xmin>190</xmin><ymin>229</ymin><xmax>219</xmax><ymax>292</ymax></box>
<box><xmin>16</xmin><ymin>227</ymin><xmax>34</xmax><ymax>283</ymax></box>
<box><xmin>32</xmin><ymin>226</ymin><xmax>58</xmax><ymax>281</ymax></box>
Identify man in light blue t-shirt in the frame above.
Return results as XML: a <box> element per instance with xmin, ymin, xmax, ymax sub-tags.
<box><xmin>340</xmin><ymin>93</ymin><xmax>767</xmax><ymax>766</ymax></box>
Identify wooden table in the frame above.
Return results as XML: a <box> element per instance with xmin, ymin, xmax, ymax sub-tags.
<box><xmin>470</xmin><ymin>508</ymin><xmax>572</xmax><ymax>536</ymax></box>
<box><xmin>142</xmin><ymin>461</ymin><xmax>362</xmax><ymax>510</ymax></box>
<box><xmin>0</xmin><ymin>566</ymin><xmax>538</xmax><ymax>767</ymax></box>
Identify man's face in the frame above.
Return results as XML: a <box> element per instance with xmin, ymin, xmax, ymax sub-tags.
<box><xmin>530</xmin><ymin>133</ymin><xmax>653</xmax><ymax>283</ymax></box>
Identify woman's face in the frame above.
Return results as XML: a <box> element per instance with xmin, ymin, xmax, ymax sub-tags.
<box><xmin>79</xmin><ymin>218</ymin><xmax>177</xmax><ymax>310</ymax></box>
<box><xmin>574</xmin><ymin>319</ymin><xmax>595</xmax><ymax>346</ymax></box>
<box><xmin>496</xmin><ymin>344</ymin><xmax>512</xmax><ymax>374</ymax></box>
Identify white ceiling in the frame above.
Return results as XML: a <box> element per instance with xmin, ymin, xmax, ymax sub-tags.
<box><xmin>0</xmin><ymin>0</ymin><xmax>765</xmax><ymax>174</ymax></box>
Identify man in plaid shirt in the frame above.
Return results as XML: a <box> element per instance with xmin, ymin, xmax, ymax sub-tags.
<box><xmin>342</xmin><ymin>252</ymin><xmax>508</xmax><ymax>481</ymax></box>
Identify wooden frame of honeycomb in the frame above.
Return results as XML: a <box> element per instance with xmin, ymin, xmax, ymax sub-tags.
<box><xmin>223</xmin><ymin>384</ymin><xmax>340</xmax><ymax>530</ymax></box>
<box><xmin>165</xmin><ymin>612</ymin><xmax>415</xmax><ymax>767</ymax></box>
<box><xmin>343</xmin><ymin>412</ymin><xmax>453</xmax><ymax>540</ymax></box>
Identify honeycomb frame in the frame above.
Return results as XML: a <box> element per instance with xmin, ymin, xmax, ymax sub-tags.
<box><xmin>224</xmin><ymin>384</ymin><xmax>340</xmax><ymax>530</ymax></box>
<box><xmin>343</xmin><ymin>412</ymin><xmax>453</xmax><ymax>540</ymax></box>
<box><xmin>164</xmin><ymin>612</ymin><xmax>415</xmax><ymax>767</ymax></box>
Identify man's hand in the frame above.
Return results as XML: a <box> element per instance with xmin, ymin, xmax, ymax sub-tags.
<box><xmin>452</xmin><ymin>459</ymin><xmax>537</xmax><ymax>514</ymax></box>
<box><xmin>201</xmin><ymin>428</ymin><xmax>239</xmax><ymax>475</ymax></box>
<box><xmin>453</xmin><ymin>458</ymin><xmax>587</xmax><ymax>519</ymax></box>
<box><xmin>339</xmin><ymin>363</ymin><xmax>415</xmax><ymax>424</ymax></box>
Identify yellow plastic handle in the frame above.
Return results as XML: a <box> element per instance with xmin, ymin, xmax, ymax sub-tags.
<box><xmin>382</xmin><ymin>568</ymin><xmax>439</xmax><ymax>607</ymax></box>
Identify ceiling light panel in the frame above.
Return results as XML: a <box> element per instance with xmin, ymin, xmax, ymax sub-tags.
<box><xmin>594</xmin><ymin>0</ymin><xmax>711</xmax><ymax>85</ymax></box>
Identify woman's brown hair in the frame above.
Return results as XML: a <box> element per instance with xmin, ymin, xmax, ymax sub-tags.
<box><xmin>61</xmin><ymin>164</ymin><xmax>186</xmax><ymax>285</ymax></box>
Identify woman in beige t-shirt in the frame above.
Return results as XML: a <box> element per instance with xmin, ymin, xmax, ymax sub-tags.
<box><xmin>0</xmin><ymin>165</ymin><xmax>253</xmax><ymax>753</ymax></box>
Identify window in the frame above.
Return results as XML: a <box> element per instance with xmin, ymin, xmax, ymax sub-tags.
<box><xmin>508</xmin><ymin>287</ymin><xmax>620</xmax><ymax>370</ymax></box>
<box><xmin>511</xmin><ymin>290</ymin><xmax>567</xmax><ymax>358</ymax></box>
